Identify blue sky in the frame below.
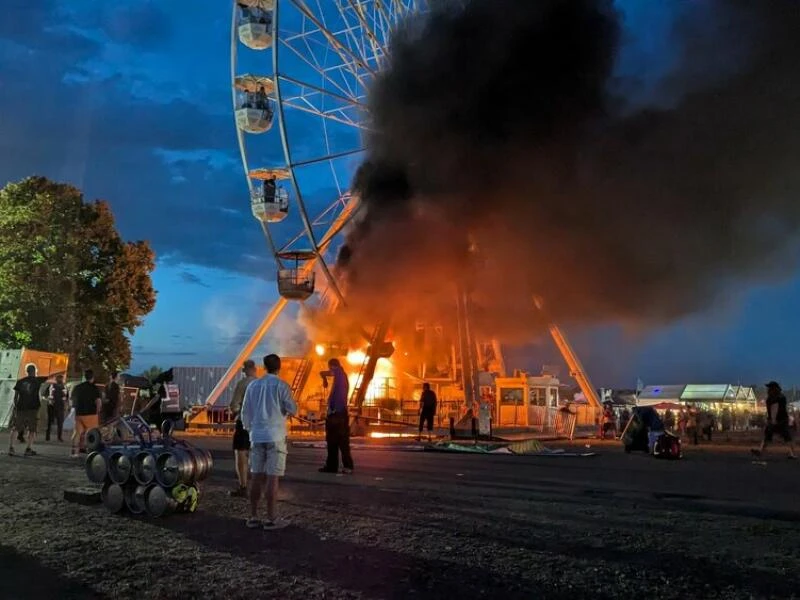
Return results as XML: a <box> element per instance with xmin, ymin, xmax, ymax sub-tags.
<box><xmin>1</xmin><ymin>0</ymin><xmax>798</xmax><ymax>388</ymax></box>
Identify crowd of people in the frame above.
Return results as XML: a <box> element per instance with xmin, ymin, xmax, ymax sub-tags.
<box><xmin>227</xmin><ymin>353</ymin><xmax>440</xmax><ymax>530</ymax></box>
<box><xmin>7</xmin><ymin>366</ymin><xmax>121</xmax><ymax>458</ymax></box>
<box><xmin>600</xmin><ymin>381</ymin><xmax>796</xmax><ymax>458</ymax></box>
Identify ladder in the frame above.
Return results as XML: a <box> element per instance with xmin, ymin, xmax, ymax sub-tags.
<box><xmin>290</xmin><ymin>284</ymin><xmax>339</xmax><ymax>403</ymax></box>
<box><xmin>349</xmin><ymin>322</ymin><xmax>390</xmax><ymax>412</ymax></box>
<box><xmin>290</xmin><ymin>358</ymin><xmax>313</xmax><ymax>398</ymax></box>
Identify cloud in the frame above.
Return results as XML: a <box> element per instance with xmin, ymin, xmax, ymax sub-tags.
<box><xmin>0</xmin><ymin>0</ymin><xmax>340</xmax><ymax>280</ymax></box>
<box><xmin>179</xmin><ymin>271</ymin><xmax>210</xmax><ymax>288</ymax></box>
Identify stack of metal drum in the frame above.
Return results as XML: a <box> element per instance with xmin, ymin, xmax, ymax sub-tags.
<box><xmin>84</xmin><ymin>416</ymin><xmax>213</xmax><ymax>517</ymax></box>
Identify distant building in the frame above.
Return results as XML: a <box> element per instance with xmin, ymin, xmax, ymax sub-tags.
<box><xmin>637</xmin><ymin>384</ymin><xmax>757</xmax><ymax>409</ymax></box>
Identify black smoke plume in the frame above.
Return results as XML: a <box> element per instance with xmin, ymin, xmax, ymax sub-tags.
<box><xmin>336</xmin><ymin>0</ymin><xmax>800</xmax><ymax>342</ymax></box>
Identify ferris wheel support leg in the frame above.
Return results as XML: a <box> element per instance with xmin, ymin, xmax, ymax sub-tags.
<box><xmin>205</xmin><ymin>297</ymin><xmax>290</xmax><ymax>407</ymax></box>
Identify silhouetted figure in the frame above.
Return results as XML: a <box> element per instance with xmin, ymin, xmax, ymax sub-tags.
<box><xmin>418</xmin><ymin>382</ymin><xmax>437</xmax><ymax>441</ymax></box>
<box><xmin>753</xmin><ymin>381</ymin><xmax>796</xmax><ymax>459</ymax></box>
<box><xmin>319</xmin><ymin>358</ymin><xmax>354</xmax><ymax>474</ymax></box>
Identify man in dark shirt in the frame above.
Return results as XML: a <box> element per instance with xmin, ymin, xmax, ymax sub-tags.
<box><xmin>46</xmin><ymin>374</ymin><xmax>68</xmax><ymax>442</ymax></box>
<box><xmin>753</xmin><ymin>381</ymin><xmax>796</xmax><ymax>459</ymax></box>
<box><xmin>101</xmin><ymin>371</ymin><xmax>121</xmax><ymax>424</ymax></box>
<box><xmin>8</xmin><ymin>364</ymin><xmax>41</xmax><ymax>456</ymax></box>
<box><xmin>418</xmin><ymin>382</ymin><xmax>438</xmax><ymax>441</ymax></box>
<box><xmin>71</xmin><ymin>370</ymin><xmax>101</xmax><ymax>457</ymax></box>
<box><xmin>319</xmin><ymin>358</ymin><xmax>354</xmax><ymax>474</ymax></box>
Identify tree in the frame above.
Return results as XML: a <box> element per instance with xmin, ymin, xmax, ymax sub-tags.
<box><xmin>0</xmin><ymin>176</ymin><xmax>156</xmax><ymax>373</ymax></box>
<box><xmin>140</xmin><ymin>365</ymin><xmax>163</xmax><ymax>383</ymax></box>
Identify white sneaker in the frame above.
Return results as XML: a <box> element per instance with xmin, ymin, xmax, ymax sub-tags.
<box><xmin>263</xmin><ymin>517</ymin><xmax>290</xmax><ymax>530</ymax></box>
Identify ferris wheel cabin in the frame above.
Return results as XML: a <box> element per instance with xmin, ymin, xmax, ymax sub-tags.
<box><xmin>236</xmin><ymin>1</ymin><xmax>275</xmax><ymax>50</ymax></box>
<box><xmin>249</xmin><ymin>167</ymin><xmax>291</xmax><ymax>223</ymax></box>
<box><xmin>276</xmin><ymin>250</ymin><xmax>316</xmax><ymax>301</ymax></box>
<box><xmin>234</xmin><ymin>75</ymin><xmax>275</xmax><ymax>134</ymax></box>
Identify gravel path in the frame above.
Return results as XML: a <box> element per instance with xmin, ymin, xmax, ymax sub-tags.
<box><xmin>1</xmin><ymin>438</ymin><xmax>800</xmax><ymax>599</ymax></box>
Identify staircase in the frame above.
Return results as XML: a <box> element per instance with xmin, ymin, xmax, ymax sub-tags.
<box><xmin>290</xmin><ymin>285</ymin><xmax>339</xmax><ymax>404</ymax></box>
<box><xmin>291</xmin><ymin>358</ymin><xmax>313</xmax><ymax>398</ymax></box>
<box><xmin>349</xmin><ymin>322</ymin><xmax>390</xmax><ymax>412</ymax></box>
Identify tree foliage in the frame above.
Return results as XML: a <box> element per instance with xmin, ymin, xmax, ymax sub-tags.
<box><xmin>0</xmin><ymin>176</ymin><xmax>156</xmax><ymax>372</ymax></box>
<box><xmin>140</xmin><ymin>365</ymin><xmax>163</xmax><ymax>383</ymax></box>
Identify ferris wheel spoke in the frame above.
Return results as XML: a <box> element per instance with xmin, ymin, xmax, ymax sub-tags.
<box><xmin>279</xmin><ymin>36</ymin><xmax>360</xmax><ymax>102</ymax></box>
<box><xmin>291</xmin><ymin>148</ymin><xmax>365</xmax><ymax>169</ymax></box>
<box><xmin>320</xmin><ymin>114</ymin><xmax>346</xmax><ymax>199</ymax></box>
<box><xmin>320</xmin><ymin>0</ymin><xmax>367</xmax><ymax>65</ymax></box>
<box><xmin>278</xmin><ymin>195</ymin><xmax>351</xmax><ymax>253</ymax></box>
<box><xmin>280</xmin><ymin>30</ymin><xmax>364</xmax><ymax>100</ymax></box>
<box><xmin>373</xmin><ymin>0</ymin><xmax>394</xmax><ymax>28</ymax></box>
<box><xmin>317</xmin><ymin>0</ymin><xmax>387</xmax><ymax>77</ymax></box>
<box><xmin>278</xmin><ymin>73</ymin><xmax>366</xmax><ymax>109</ymax></box>
<box><xmin>343</xmin><ymin>0</ymin><xmax>386</xmax><ymax>70</ymax></box>
<box><xmin>259</xmin><ymin>220</ymin><xmax>284</xmax><ymax>268</ymax></box>
<box><xmin>369</xmin><ymin>2</ymin><xmax>394</xmax><ymax>45</ymax></box>
<box><xmin>278</xmin><ymin>98</ymin><xmax>367</xmax><ymax>130</ymax></box>
<box><xmin>287</xmin><ymin>0</ymin><xmax>375</xmax><ymax>86</ymax></box>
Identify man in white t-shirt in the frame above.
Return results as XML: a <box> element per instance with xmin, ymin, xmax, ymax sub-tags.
<box><xmin>240</xmin><ymin>353</ymin><xmax>297</xmax><ymax>530</ymax></box>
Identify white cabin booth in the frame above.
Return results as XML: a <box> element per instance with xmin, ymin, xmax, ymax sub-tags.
<box><xmin>236</xmin><ymin>0</ymin><xmax>275</xmax><ymax>50</ymax></box>
<box><xmin>495</xmin><ymin>373</ymin><xmax>560</xmax><ymax>427</ymax></box>
<box><xmin>234</xmin><ymin>74</ymin><xmax>275</xmax><ymax>134</ymax></box>
<box><xmin>248</xmin><ymin>167</ymin><xmax>291</xmax><ymax>223</ymax></box>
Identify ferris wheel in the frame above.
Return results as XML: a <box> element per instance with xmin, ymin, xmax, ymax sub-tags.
<box><xmin>206</xmin><ymin>0</ymin><xmax>423</xmax><ymax>405</ymax></box>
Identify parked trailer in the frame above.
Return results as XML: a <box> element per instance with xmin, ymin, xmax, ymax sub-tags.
<box><xmin>0</xmin><ymin>348</ymin><xmax>70</xmax><ymax>429</ymax></box>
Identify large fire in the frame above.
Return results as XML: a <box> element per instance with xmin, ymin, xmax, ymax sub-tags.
<box><xmin>345</xmin><ymin>349</ymin><xmax>396</xmax><ymax>404</ymax></box>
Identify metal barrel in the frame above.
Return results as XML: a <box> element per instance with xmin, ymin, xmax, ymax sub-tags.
<box><xmin>108</xmin><ymin>449</ymin><xmax>134</xmax><ymax>484</ymax></box>
<box><xmin>85</xmin><ymin>428</ymin><xmax>104</xmax><ymax>452</ymax></box>
<box><xmin>133</xmin><ymin>450</ymin><xmax>159</xmax><ymax>485</ymax></box>
<box><xmin>101</xmin><ymin>482</ymin><xmax>124</xmax><ymax>513</ymax></box>
<box><xmin>85</xmin><ymin>451</ymin><xmax>110</xmax><ymax>484</ymax></box>
<box><xmin>181</xmin><ymin>445</ymin><xmax>212</xmax><ymax>482</ymax></box>
<box><xmin>155</xmin><ymin>449</ymin><xmax>196</xmax><ymax>488</ymax></box>
<box><xmin>144</xmin><ymin>484</ymin><xmax>177</xmax><ymax>517</ymax></box>
<box><xmin>193</xmin><ymin>447</ymin><xmax>213</xmax><ymax>482</ymax></box>
<box><xmin>124</xmin><ymin>483</ymin><xmax>148</xmax><ymax>514</ymax></box>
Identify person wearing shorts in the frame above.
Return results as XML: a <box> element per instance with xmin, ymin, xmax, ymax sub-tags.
<box><xmin>240</xmin><ymin>354</ymin><xmax>297</xmax><ymax>530</ymax></box>
<box><xmin>229</xmin><ymin>360</ymin><xmax>257</xmax><ymax>498</ymax></box>
<box><xmin>70</xmin><ymin>370</ymin><xmax>101</xmax><ymax>457</ymax></box>
<box><xmin>8</xmin><ymin>364</ymin><xmax>41</xmax><ymax>457</ymax></box>
<box><xmin>752</xmin><ymin>381</ymin><xmax>796</xmax><ymax>459</ymax></box>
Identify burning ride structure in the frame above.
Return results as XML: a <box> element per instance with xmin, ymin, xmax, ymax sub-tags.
<box><xmin>187</xmin><ymin>0</ymin><xmax>608</xmax><ymax>436</ymax></box>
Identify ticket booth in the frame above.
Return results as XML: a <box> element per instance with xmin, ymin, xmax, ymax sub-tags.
<box><xmin>495</xmin><ymin>375</ymin><xmax>560</xmax><ymax>427</ymax></box>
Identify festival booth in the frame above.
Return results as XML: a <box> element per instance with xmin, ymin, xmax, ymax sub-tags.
<box><xmin>494</xmin><ymin>374</ymin><xmax>561</xmax><ymax>428</ymax></box>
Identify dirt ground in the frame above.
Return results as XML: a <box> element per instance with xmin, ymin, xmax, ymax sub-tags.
<box><xmin>1</xmin><ymin>436</ymin><xmax>800</xmax><ymax>599</ymax></box>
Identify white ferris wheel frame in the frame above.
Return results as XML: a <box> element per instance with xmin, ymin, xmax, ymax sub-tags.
<box><xmin>231</xmin><ymin>0</ymin><xmax>421</xmax><ymax>301</ymax></box>
<box><xmin>205</xmin><ymin>0</ymin><xmax>421</xmax><ymax>406</ymax></box>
